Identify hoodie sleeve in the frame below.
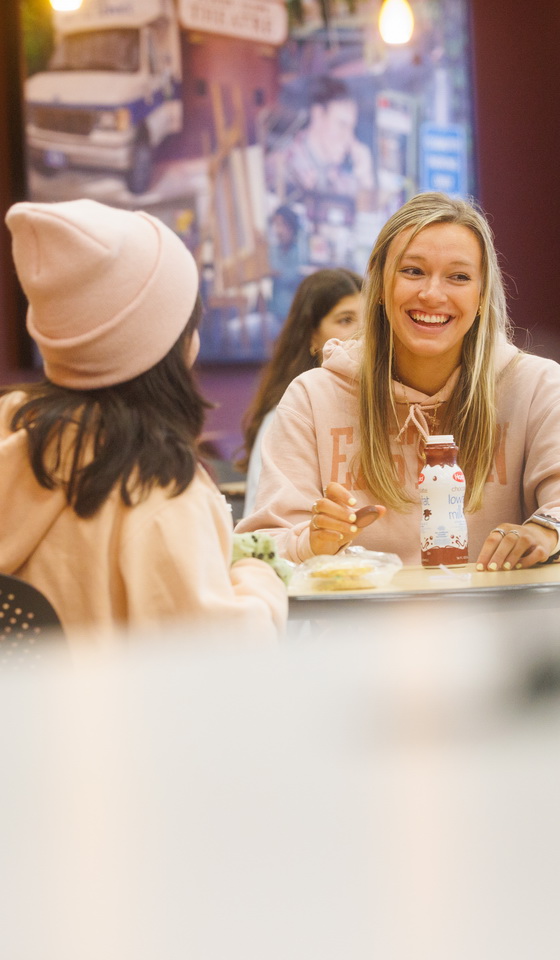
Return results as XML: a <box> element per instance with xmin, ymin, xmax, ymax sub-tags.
<box><xmin>518</xmin><ymin>356</ymin><xmax>560</xmax><ymax>521</ymax></box>
<box><xmin>119</xmin><ymin>474</ymin><xmax>287</xmax><ymax>642</ymax></box>
<box><xmin>235</xmin><ymin>378</ymin><xmax>324</xmax><ymax>563</ymax></box>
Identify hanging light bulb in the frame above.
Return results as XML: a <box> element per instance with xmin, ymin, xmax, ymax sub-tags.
<box><xmin>50</xmin><ymin>0</ymin><xmax>83</xmax><ymax>11</ymax></box>
<box><xmin>379</xmin><ymin>0</ymin><xmax>414</xmax><ymax>45</ymax></box>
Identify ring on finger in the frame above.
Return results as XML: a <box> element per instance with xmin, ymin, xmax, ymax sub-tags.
<box><xmin>492</xmin><ymin>527</ymin><xmax>507</xmax><ymax>538</ymax></box>
<box><xmin>311</xmin><ymin>516</ymin><xmax>319</xmax><ymax>530</ymax></box>
<box><xmin>312</xmin><ymin>501</ymin><xmax>320</xmax><ymax>514</ymax></box>
<box><xmin>506</xmin><ymin>529</ymin><xmax>520</xmax><ymax>539</ymax></box>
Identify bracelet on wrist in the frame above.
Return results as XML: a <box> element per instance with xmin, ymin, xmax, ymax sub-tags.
<box><xmin>523</xmin><ymin>513</ymin><xmax>560</xmax><ymax>562</ymax></box>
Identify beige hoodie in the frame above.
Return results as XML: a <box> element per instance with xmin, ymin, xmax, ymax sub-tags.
<box><xmin>236</xmin><ymin>337</ymin><xmax>560</xmax><ymax>565</ymax></box>
<box><xmin>0</xmin><ymin>392</ymin><xmax>287</xmax><ymax>646</ymax></box>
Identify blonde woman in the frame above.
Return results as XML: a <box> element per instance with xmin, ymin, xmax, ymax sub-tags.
<box><xmin>236</xmin><ymin>192</ymin><xmax>560</xmax><ymax>570</ymax></box>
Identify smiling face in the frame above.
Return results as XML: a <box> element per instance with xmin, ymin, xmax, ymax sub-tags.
<box><xmin>310</xmin><ymin>293</ymin><xmax>363</xmax><ymax>357</ymax></box>
<box><xmin>384</xmin><ymin>222</ymin><xmax>483</xmax><ymax>387</ymax></box>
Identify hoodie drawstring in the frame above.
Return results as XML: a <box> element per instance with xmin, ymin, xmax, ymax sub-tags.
<box><xmin>395</xmin><ymin>400</ymin><xmax>443</xmax><ymax>457</ymax></box>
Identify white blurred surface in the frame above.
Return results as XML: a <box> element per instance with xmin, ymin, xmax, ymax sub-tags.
<box><xmin>1</xmin><ymin>619</ymin><xmax>560</xmax><ymax>959</ymax></box>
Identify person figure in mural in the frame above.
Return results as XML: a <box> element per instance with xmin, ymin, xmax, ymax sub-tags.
<box><xmin>1</xmin><ymin>198</ymin><xmax>287</xmax><ymax>646</ymax></box>
<box><xmin>267</xmin><ymin>76</ymin><xmax>376</xmax><ymax>208</ymax></box>
<box><xmin>268</xmin><ymin>205</ymin><xmax>305</xmax><ymax>325</ymax></box>
<box><xmin>236</xmin><ymin>267</ymin><xmax>363</xmax><ymax>517</ymax></box>
<box><xmin>236</xmin><ymin>191</ymin><xmax>560</xmax><ymax>571</ymax></box>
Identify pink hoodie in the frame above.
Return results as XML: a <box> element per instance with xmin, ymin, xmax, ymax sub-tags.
<box><xmin>236</xmin><ymin>337</ymin><xmax>560</xmax><ymax>565</ymax></box>
<box><xmin>0</xmin><ymin>391</ymin><xmax>287</xmax><ymax>646</ymax></box>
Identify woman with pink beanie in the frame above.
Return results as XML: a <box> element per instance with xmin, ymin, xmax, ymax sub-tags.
<box><xmin>1</xmin><ymin>199</ymin><xmax>287</xmax><ymax>645</ymax></box>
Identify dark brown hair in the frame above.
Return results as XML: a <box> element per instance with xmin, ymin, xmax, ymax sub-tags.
<box><xmin>9</xmin><ymin>295</ymin><xmax>211</xmax><ymax>518</ymax></box>
<box><xmin>236</xmin><ymin>268</ymin><xmax>362</xmax><ymax>473</ymax></box>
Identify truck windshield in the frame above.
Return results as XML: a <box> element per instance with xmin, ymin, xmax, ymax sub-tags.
<box><xmin>49</xmin><ymin>29</ymin><xmax>140</xmax><ymax>73</ymax></box>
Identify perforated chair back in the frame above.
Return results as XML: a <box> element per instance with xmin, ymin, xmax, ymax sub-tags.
<box><xmin>0</xmin><ymin>574</ymin><xmax>66</xmax><ymax>666</ymax></box>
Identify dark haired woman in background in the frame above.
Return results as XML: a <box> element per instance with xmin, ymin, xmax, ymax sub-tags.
<box><xmin>237</xmin><ymin>267</ymin><xmax>363</xmax><ymax>516</ymax></box>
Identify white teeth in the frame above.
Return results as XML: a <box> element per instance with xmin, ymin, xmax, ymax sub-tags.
<box><xmin>409</xmin><ymin>312</ymin><xmax>450</xmax><ymax>324</ymax></box>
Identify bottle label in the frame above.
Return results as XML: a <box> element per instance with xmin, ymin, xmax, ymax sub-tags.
<box><xmin>419</xmin><ymin>463</ymin><xmax>468</xmax><ymax>566</ymax></box>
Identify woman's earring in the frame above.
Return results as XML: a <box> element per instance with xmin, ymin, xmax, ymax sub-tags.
<box><xmin>310</xmin><ymin>345</ymin><xmax>319</xmax><ymax>358</ymax></box>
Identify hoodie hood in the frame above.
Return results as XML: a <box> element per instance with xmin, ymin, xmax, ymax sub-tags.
<box><xmin>321</xmin><ymin>336</ymin><xmax>362</xmax><ymax>381</ymax></box>
<box><xmin>0</xmin><ymin>392</ymin><xmax>67</xmax><ymax>572</ymax></box>
<box><xmin>321</xmin><ymin>334</ymin><xmax>520</xmax><ymax>444</ymax></box>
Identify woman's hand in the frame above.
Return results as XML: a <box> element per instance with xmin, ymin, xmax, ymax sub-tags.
<box><xmin>476</xmin><ymin>522</ymin><xmax>558</xmax><ymax>571</ymax></box>
<box><xmin>309</xmin><ymin>482</ymin><xmax>386</xmax><ymax>556</ymax></box>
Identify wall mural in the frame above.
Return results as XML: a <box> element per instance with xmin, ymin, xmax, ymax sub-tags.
<box><xmin>21</xmin><ymin>0</ymin><xmax>475</xmax><ymax>363</ymax></box>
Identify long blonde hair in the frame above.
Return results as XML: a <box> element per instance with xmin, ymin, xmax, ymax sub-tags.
<box><xmin>359</xmin><ymin>192</ymin><xmax>512</xmax><ymax>512</ymax></box>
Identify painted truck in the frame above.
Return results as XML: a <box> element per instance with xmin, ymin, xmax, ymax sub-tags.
<box><xmin>25</xmin><ymin>0</ymin><xmax>183</xmax><ymax>194</ymax></box>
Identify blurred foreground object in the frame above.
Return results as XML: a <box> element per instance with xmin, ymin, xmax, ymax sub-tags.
<box><xmin>2</xmin><ymin>617</ymin><xmax>560</xmax><ymax>958</ymax></box>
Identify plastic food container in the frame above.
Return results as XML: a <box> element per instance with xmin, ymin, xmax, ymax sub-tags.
<box><xmin>289</xmin><ymin>546</ymin><xmax>403</xmax><ymax>594</ymax></box>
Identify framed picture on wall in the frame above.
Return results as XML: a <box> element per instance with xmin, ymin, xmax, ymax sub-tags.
<box><xmin>20</xmin><ymin>0</ymin><xmax>476</xmax><ymax>363</ymax></box>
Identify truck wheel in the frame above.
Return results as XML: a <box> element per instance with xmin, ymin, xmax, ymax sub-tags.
<box><xmin>126</xmin><ymin>137</ymin><xmax>152</xmax><ymax>194</ymax></box>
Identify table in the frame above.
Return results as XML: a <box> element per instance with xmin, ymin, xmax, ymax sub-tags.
<box><xmin>288</xmin><ymin>562</ymin><xmax>560</xmax><ymax>640</ymax></box>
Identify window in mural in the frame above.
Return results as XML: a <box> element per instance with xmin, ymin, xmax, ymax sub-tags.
<box><xmin>21</xmin><ymin>0</ymin><xmax>475</xmax><ymax>363</ymax></box>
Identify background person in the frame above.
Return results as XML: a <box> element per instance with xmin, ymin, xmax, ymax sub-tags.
<box><xmin>236</xmin><ymin>267</ymin><xmax>363</xmax><ymax>517</ymax></box>
<box><xmin>268</xmin><ymin>204</ymin><xmax>304</xmax><ymax>325</ymax></box>
<box><xmin>236</xmin><ymin>192</ymin><xmax>560</xmax><ymax>571</ymax></box>
<box><xmin>1</xmin><ymin>199</ymin><xmax>287</xmax><ymax>646</ymax></box>
<box><xmin>267</xmin><ymin>75</ymin><xmax>375</xmax><ymax>205</ymax></box>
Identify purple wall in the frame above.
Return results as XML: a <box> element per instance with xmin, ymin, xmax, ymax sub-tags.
<box><xmin>197</xmin><ymin>363</ymin><xmax>261</xmax><ymax>462</ymax></box>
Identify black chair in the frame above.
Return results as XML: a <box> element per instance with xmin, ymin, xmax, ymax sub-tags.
<box><xmin>0</xmin><ymin>573</ymin><xmax>66</xmax><ymax>666</ymax></box>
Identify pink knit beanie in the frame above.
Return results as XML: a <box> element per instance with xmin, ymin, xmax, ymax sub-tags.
<box><xmin>5</xmin><ymin>198</ymin><xmax>199</xmax><ymax>389</ymax></box>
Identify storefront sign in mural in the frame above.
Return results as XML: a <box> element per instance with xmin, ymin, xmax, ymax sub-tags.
<box><xmin>179</xmin><ymin>0</ymin><xmax>288</xmax><ymax>44</ymax></box>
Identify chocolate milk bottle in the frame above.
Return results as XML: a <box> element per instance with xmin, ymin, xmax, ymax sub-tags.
<box><xmin>418</xmin><ymin>435</ymin><xmax>468</xmax><ymax>567</ymax></box>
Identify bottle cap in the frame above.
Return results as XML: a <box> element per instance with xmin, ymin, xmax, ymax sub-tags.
<box><xmin>425</xmin><ymin>434</ymin><xmax>455</xmax><ymax>444</ymax></box>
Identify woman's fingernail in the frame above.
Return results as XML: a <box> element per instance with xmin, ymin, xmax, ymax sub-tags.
<box><xmin>515</xmin><ymin>563</ymin><xmax>522</xmax><ymax>569</ymax></box>
<box><xmin>476</xmin><ymin>563</ymin><xmax>484</xmax><ymax>571</ymax></box>
<box><xmin>338</xmin><ymin>533</ymin><xmax>344</xmax><ymax>540</ymax></box>
<box><xmin>348</xmin><ymin>497</ymin><xmax>357</xmax><ymax>506</ymax></box>
<box><xmin>348</xmin><ymin>513</ymin><xmax>356</xmax><ymax>522</ymax></box>
<box><xmin>503</xmin><ymin>562</ymin><xmax>511</xmax><ymax>570</ymax></box>
<box><xmin>350</xmin><ymin>525</ymin><xmax>358</xmax><ymax>533</ymax></box>
<box><xmin>488</xmin><ymin>562</ymin><xmax>498</xmax><ymax>571</ymax></box>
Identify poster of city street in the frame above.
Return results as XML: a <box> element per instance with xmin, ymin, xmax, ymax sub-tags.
<box><xmin>21</xmin><ymin>0</ymin><xmax>475</xmax><ymax>362</ymax></box>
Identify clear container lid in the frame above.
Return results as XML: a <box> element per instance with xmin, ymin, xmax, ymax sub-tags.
<box><xmin>426</xmin><ymin>434</ymin><xmax>455</xmax><ymax>444</ymax></box>
<box><xmin>288</xmin><ymin>547</ymin><xmax>403</xmax><ymax>595</ymax></box>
